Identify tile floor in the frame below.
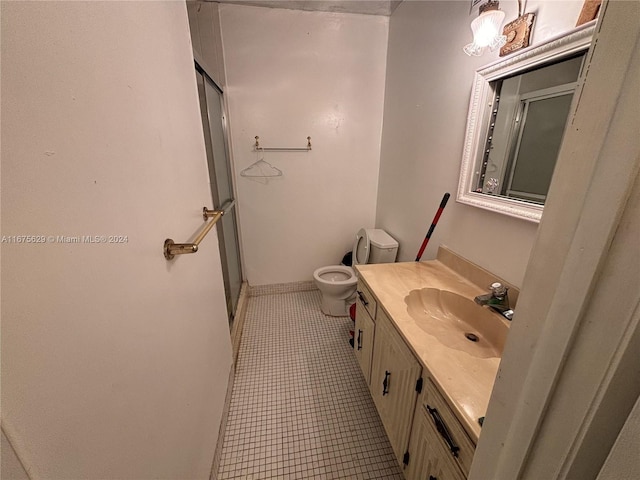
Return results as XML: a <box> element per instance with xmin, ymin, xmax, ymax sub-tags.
<box><xmin>217</xmin><ymin>288</ymin><xmax>404</xmax><ymax>479</ymax></box>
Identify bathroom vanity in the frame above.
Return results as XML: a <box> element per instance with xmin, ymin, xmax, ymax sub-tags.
<box><xmin>354</xmin><ymin>247</ymin><xmax>516</xmax><ymax>479</ymax></box>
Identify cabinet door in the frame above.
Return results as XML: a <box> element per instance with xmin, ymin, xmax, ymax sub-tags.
<box><xmin>370</xmin><ymin>308</ymin><xmax>422</xmax><ymax>465</ymax></box>
<box><xmin>354</xmin><ymin>301</ymin><xmax>375</xmax><ymax>385</ymax></box>
<box><xmin>404</xmin><ymin>400</ymin><xmax>466</xmax><ymax>480</ymax></box>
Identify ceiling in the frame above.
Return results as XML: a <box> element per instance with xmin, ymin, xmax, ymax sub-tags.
<box><xmin>213</xmin><ymin>0</ymin><xmax>403</xmax><ymax>16</ymax></box>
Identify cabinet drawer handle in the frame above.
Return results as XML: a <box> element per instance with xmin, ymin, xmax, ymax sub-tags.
<box><xmin>357</xmin><ymin>290</ymin><xmax>369</xmax><ymax>306</ymax></box>
<box><xmin>382</xmin><ymin>371</ymin><xmax>390</xmax><ymax>396</ymax></box>
<box><xmin>426</xmin><ymin>404</ymin><xmax>460</xmax><ymax>458</ymax></box>
<box><xmin>357</xmin><ymin>329</ymin><xmax>363</xmax><ymax>350</ymax></box>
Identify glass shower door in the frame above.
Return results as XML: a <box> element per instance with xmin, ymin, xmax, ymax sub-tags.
<box><xmin>196</xmin><ymin>66</ymin><xmax>242</xmax><ymax>326</ymax></box>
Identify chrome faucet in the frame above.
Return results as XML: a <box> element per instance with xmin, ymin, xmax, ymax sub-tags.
<box><xmin>474</xmin><ymin>282</ymin><xmax>514</xmax><ymax>320</ymax></box>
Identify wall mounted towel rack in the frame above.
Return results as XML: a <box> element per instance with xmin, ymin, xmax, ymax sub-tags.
<box><xmin>164</xmin><ymin>200</ymin><xmax>235</xmax><ymax>260</ymax></box>
<box><xmin>254</xmin><ymin>135</ymin><xmax>311</xmax><ymax>152</ymax></box>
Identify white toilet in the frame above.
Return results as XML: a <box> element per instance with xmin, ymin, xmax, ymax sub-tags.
<box><xmin>313</xmin><ymin>228</ymin><xmax>398</xmax><ymax>316</ymax></box>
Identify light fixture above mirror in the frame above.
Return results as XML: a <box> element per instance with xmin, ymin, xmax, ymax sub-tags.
<box><xmin>457</xmin><ymin>22</ymin><xmax>596</xmax><ymax>222</ymax></box>
<box><xmin>465</xmin><ymin>0</ymin><xmax>537</xmax><ymax>57</ymax></box>
<box><xmin>464</xmin><ymin>1</ymin><xmax>507</xmax><ymax>56</ymax></box>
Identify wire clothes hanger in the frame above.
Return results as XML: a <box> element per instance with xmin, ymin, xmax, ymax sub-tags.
<box><xmin>240</xmin><ymin>151</ymin><xmax>283</xmax><ymax>178</ymax></box>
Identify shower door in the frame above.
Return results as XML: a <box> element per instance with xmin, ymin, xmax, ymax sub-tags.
<box><xmin>195</xmin><ymin>64</ymin><xmax>242</xmax><ymax>327</ymax></box>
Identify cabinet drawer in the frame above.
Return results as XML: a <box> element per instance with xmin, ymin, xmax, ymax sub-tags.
<box><xmin>354</xmin><ymin>301</ymin><xmax>375</xmax><ymax>385</ymax></box>
<box><xmin>356</xmin><ymin>280</ymin><xmax>377</xmax><ymax>320</ymax></box>
<box><xmin>423</xmin><ymin>379</ymin><xmax>476</xmax><ymax>476</ymax></box>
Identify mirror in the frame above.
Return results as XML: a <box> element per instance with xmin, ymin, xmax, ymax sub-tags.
<box><xmin>457</xmin><ymin>23</ymin><xmax>595</xmax><ymax>222</ymax></box>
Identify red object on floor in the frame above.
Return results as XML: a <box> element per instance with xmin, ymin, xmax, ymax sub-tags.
<box><xmin>349</xmin><ymin>303</ymin><xmax>356</xmax><ymax>321</ymax></box>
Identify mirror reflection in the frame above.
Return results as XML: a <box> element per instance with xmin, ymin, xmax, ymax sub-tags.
<box><xmin>475</xmin><ymin>54</ymin><xmax>585</xmax><ymax>204</ymax></box>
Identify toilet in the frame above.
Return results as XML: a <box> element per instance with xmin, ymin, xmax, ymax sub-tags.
<box><xmin>313</xmin><ymin>228</ymin><xmax>398</xmax><ymax>316</ymax></box>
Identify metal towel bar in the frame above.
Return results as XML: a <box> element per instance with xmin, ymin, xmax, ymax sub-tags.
<box><xmin>164</xmin><ymin>200</ymin><xmax>235</xmax><ymax>260</ymax></box>
<box><xmin>254</xmin><ymin>135</ymin><xmax>311</xmax><ymax>152</ymax></box>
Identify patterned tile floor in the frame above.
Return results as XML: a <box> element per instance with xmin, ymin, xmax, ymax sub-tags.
<box><xmin>217</xmin><ymin>289</ymin><xmax>404</xmax><ymax>479</ymax></box>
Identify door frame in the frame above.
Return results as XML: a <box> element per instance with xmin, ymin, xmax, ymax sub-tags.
<box><xmin>195</xmin><ymin>61</ymin><xmax>244</xmax><ymax>324</ymax></box>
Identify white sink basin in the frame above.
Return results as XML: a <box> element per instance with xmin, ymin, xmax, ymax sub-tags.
<box><xmin>405</xmin><ymin>288</ymin><xmax>508</xmax><ymax>358</ymax></box>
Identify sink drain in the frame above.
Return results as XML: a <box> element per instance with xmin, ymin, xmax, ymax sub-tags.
<box><xmin>465</xmin><ymin>332</ymin><xmax>479</xmax><ymax>342</ymax></box>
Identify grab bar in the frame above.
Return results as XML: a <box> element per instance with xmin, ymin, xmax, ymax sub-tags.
<box><xmin>164</xmin><ymin>200</ymin><xmax>235</xmax><ymax>260</ymax></box>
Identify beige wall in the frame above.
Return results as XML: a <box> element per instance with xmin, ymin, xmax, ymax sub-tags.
<box><xmin>1</xmin><ymin>432</ymin><xmax>29</xmax><ymax>480</ymax></box>
<box><xmin>376</xmin><ymin>1</ymin><xmax>584</xmax><ymax>286</ymax></box>
<box><xmin>598</xmin><ymin>394</ymin><xmax>640</xmax><ymax>479</ymax></box>
<box><xmin>220</xmin><ymin>4</ymin><xmax>389</xmax><ymax>285</ymax></box>
<box><xmin>1</xmin><ymin>1</ymin><xmax>231</xmax><ymax>478</ymax></box>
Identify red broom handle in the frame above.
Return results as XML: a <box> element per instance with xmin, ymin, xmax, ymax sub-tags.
<box><xmin>416</xmin><ymin>193</ymin><xmax>450</xmax><ymax>261</ymax></box>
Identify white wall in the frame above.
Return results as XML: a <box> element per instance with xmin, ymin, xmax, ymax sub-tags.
<box><xmin>376</xmin><ymin>0</ymin><xmax>585</xmax><ymax>286</ymax></box>
<box><xmin>1</xmin><ymin>2</ymin><xmax>231</xmax><ymax>478</ymax></box>
<box><xmin>219</xmin><ymin>4</ymin><xmax>389</xmax><ymax>285</ymax></box>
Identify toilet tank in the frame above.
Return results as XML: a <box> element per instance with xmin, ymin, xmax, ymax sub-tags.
<box><xmin>367</xmin><ymin>229</ymin><xmax>398</xmax><ymax>264</ymax></box>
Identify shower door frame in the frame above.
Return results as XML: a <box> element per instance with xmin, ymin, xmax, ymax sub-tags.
<box><xmin>195</xmin><ymin>61</ymin><xmax>243</xmax><ymax>327</ymax></box>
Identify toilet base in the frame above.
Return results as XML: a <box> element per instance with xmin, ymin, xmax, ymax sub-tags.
<box><xmin>320</xmin><ymin>293</ymin><xmax>356</xmax><ymax>317</ymax></box>
<box><xmin>321</xmin><ymin>297</ymin><xmax>348</xmax><ymax>316</ymax></box>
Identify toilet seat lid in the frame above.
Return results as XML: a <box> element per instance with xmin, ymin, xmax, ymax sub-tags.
<box><xmin>353</xmin><ymin>228</ymin><xmax>370</xmax><ymax>265</ymax></box>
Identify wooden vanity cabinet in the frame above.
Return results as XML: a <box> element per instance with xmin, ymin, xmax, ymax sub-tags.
<box><xmin>369</xmin><ymin>307</ymin><xmax>422</xmax><ymax>466</ymax></box>
<box><xmin>353</xmin><ymin>275</ymin><xmax>477</xmax><ymax>478</ymax></box>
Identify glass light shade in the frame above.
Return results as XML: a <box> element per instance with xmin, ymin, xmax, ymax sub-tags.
<box><xmin>464</xmin><ymin>9</ymin><xmax>507</xmax><ymax>56</ymax></box>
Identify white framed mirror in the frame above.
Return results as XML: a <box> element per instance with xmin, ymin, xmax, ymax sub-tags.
<box><xmin>457</xmin><ymin>22</ymin><xmax>596</xmax><ymax>222</ymax></box>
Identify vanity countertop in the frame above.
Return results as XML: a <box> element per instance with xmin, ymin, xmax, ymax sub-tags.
<box><xmin>355</xmin><ymin>259</ymin><xmax>509</xmax><ymax>443</ymax></box>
